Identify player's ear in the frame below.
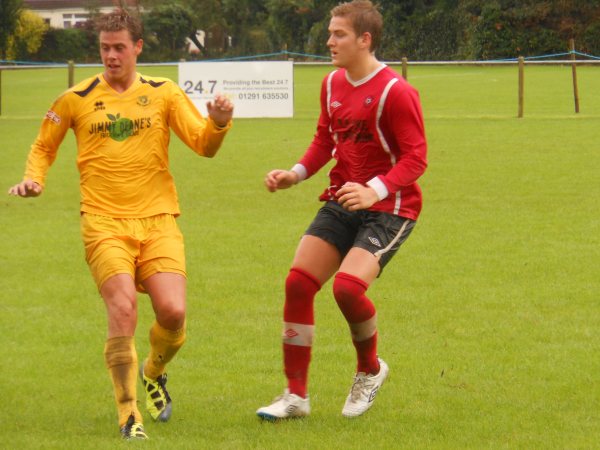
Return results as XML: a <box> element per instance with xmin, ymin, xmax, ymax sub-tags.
<box><xmin>135</xmin><ymin>39</ymin><xmax>143</xmax><ymax>55</ymax></box>
<box><xmin>359</xmin><ymin>32</ymin><xmax>372</xmax><ymax>50</ymax></box>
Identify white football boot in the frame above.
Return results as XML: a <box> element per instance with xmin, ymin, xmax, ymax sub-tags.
<box><xmin>342</xmin><ymin>358</ymin><xmax>389</xmax><ymax>417</ymax></box>
<box><xmin>256</xmin><ymin>389</ymin><xmax>310</xmax><ymax>420</ymax></box>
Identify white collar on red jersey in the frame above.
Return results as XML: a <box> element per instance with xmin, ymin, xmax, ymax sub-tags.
<box><xmin>345</xmin><ymin>63</ymin><xmax>387</xmax><ymax>87</ymax></box>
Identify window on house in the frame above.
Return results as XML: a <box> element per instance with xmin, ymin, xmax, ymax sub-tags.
<box><xmin>62</xmin><ymin>13</ymin><xmax>89</xmax><ymax>28</ymax></box>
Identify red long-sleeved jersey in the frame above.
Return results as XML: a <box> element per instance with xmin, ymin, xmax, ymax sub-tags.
<box><xmin>297</xmin><ymin>65</ymin><xmax>427</xmax><ymax>220</ymax></box>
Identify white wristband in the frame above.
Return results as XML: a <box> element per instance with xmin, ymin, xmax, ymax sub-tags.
<box><xmin>290</xmin><ymin>164</ymin><xmax>307</xmax><ymax>184</ymax></box>
<box><xmin>366</xmin><ymin>176</ymin><xmax>389</xmax><ymax>201</ymax></box>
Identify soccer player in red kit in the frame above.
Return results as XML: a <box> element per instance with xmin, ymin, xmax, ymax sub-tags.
<box><xmin>257</xmin><ymin>0</ymin><xmax>427</xmax><ymax>419</ymax></box>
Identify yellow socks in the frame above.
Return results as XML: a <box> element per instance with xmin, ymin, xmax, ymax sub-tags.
<box><xmin>104</xmin><ymin>323</ymin><xmax>185</xmax><ymax>426</ymax></box>
<box><xmin>143</xmin><ymin>321</ymin><xmax>186</xmax><ymax>380</ymax></box>
<box><xmin>104</xmin><ymin>336</ymin><xmax>142</xmax><ymax>427</ymax></box>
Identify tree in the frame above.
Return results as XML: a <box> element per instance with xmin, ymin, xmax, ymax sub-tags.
<box><xmin>36</xmin><ymin>28</ymin><xmax>96</xmax><ymax>63</ymax></box>
<box><xmin>6</xmin><ymin>9</ymin><xmax>48</xmax><ymax>61</ymax></box>
<box><xmin>221</xmin><ymin>0</ymin><xmax>271</xmax><ymax>56</ymax></box>
<box><xmin>265</xmin><ymin>0</ymin><xmax>334</xmax><ymax>53</ymax></box>
<box><xmin>182</xmin><ymin>0</ymin><xmax>227</xmax><ymax>57</ymax></box>
<box><xmin>142</xmin><ymin>3</ymin><xmax>196</xmax><ymax>61</ymax></box>
<box><xmin>459</xmin><ymin>0</ymin><xmax>590</xmax><ymax>60</ymax></box>
<box><xmin>20</xmin><ymin>0</ymin><xmax>599</xmax><ymax>63</ymax></box>
<box><xmin>0</xmin><ymin>0</ymin><xmax>22</xmax><ymax>60</ymax></box>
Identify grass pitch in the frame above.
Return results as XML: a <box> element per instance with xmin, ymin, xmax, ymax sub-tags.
<box><xmin>1</xmin><ymin>63</ymin><xmax>599</xmax><ymax>449</ymax></box>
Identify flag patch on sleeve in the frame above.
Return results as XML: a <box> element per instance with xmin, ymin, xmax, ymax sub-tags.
<box><xmin>45</xmin><ymin>110</ymin><xmax>61</xmax><ymax>124</ymax></box>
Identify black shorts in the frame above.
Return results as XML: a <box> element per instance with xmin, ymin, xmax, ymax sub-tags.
<box><xmin>305</xmin><ymin>201</ymin><xmax>416</xmax><ymax>271</ymax></box>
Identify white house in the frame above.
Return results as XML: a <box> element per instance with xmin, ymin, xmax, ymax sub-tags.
<box><xmin>23</xmin><ymin>0</ymin><xmax>140</xmax><ymax>29</ymax></box>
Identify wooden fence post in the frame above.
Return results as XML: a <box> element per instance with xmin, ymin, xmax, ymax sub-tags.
<box><xmin>401</xmin><ymin>57</ymin><xmax>408</xmax><ymax>80</ymax></box>
<box><xmin>68</xmin><ymin>60</ymin><xmax>75</xmax><ymax>88</ymax></box>
<box><xmin>518</xmin><ymin>56</ymin><xmax>524</xmax><ymax>118</ymax></box>
<box><xmin>570</xmin><ymin>39</ymin><xmax>580</xmax><ymax>113</ymax></box>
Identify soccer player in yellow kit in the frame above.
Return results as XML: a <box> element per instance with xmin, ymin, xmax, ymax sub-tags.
<box><xmin>8</xmin><ymin>9</ymin><xmax>233</xmax><ymax>440</ymax></box>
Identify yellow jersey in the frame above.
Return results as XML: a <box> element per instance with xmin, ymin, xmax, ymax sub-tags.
<box><xmin>24</xmin><ymin>72</ymin><xmax>231</xmax><ymax>218</ymax></box>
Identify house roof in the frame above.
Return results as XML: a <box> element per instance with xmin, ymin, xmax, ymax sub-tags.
<box><xmin>23</xmin><ymin>0</ymin><xmax>139</xmax><ymax>10</ymax></box>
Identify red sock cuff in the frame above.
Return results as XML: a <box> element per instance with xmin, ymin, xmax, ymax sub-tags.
<box><xmin>285</xmin><ymin>267</ymin><xmax>321</xmax><ymax>324</ymax></box>
<box><xmin>290</xmin><ymin>267</ymin><xmax>322</xmax><ymax>291</ymax></box>
<box><xmin>334</xmin><ymin>272</ymin><xmax>369</xmax><ymax>291</ymax></box>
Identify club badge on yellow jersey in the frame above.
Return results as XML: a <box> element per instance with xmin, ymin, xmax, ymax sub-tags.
<box><xmin>137</xmin><ymin>95</ymin><xmax>150</xmax><ymax>106</ymax></box>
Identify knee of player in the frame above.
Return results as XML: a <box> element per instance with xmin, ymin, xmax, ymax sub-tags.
<box><xmin>156</xmin><ymin>303</ymin><xmax>186</xmax><ymax>329</ymax></box>
<box><xmin>106</xmin><ymin>300</ymin><xmax>138</xmax><ymax>328</ymax></box>
<box><xmin>332</xmin><ymin>272</ymin><xmax>368</xmax><ymax>306</ymax></box>
<box><xmin>285</xmin><ymin>268</ymin><xmax>322</xmax><ymax>300</ymax></box>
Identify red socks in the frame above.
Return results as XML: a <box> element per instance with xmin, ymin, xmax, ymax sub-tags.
<box><xmin>282</xmin><ymin>268</ymin><xmax>381</xmax><ymax>397</ymax></box>
<box><xmin>333</xmin><ymin>272</ymin><xmax>380</xmax><ymax>375</ymax></box>
<box><xmin>282</xmin><ymin>268</ymin><xmax>320</xmax><ymax>398</ymax></box>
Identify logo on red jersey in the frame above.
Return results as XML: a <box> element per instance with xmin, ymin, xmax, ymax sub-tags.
<box><xmin>336</xmin><ymin>118</ymin><xmax>373</xmax><ymax>143</ymax></box>
<box><xmin>364</xmin><ymin>96</ymin><xmax>374</xmax><ymax>107</ymax></box>
<box><xmin>331</xmin><ymin>100</ymin><xmax>342</xmax><ymax>109</ymax></box>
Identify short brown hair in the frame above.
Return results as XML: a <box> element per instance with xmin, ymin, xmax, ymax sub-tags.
<box><xmin>95</xmin><ymin>9</ymin><xmax>143</xmax><ymax>42</ymax></box>
<box><xmin>331</xmin><ymin>1</ymin><xmax>383</xmax><ymax>52</ymax></box>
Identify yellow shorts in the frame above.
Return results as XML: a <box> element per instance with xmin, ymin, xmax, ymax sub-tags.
<box><xmin>81</xmin><ymin>213</ymin><xmax>186</xmax><ymax>293</ymax></box>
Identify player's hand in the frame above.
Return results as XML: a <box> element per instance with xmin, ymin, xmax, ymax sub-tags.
<box><xmin>8</xmin><ymin>179</ymin><xmax>43</xmax><ymax>197</ymax></box>
<box><xmin>336</xmin><ymin>182</ymin><xmax>378</xmax><ymax>211</ymax></box>
<box><xmin>264</xmin><ymin>170</ymin><xmax>299</xmax><ymax>192</ymax></box>
<box><xmin>206</xmin><ymin>94</ymin><xmax>234</xmax><ymax>128</ymax></box>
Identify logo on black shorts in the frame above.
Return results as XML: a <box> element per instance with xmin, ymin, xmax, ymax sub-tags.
<box><xmin>368</xmin><ymin>236</ymin><xmax>382</xmax><ymax>248</ymax></box>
